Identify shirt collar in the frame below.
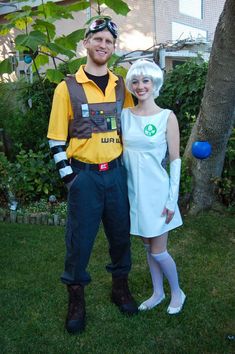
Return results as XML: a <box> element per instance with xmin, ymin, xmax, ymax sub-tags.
<box><xmin>75</xmin><ymin>65</ymin><xmax>119</xmax><ymax>85</ymax></box>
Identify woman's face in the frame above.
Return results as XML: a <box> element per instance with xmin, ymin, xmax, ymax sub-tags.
<box><xmin>131</xmin><ymin>75</ymin><xmax>154</xmax><ymax>101</ymax></box>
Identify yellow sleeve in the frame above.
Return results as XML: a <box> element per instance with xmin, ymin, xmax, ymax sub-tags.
<box><xmin>47</xmin><ymin>81</ymin><xmax>73</xmax><ymax>141</ymax></box>
<box><xmin>123</xmin><ymin>84</ymin><xmax>134</xmax><ymax>108</ymax></box>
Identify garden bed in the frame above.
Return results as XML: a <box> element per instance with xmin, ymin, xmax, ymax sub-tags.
<box><xmin>0</xmin><ymin>199</ymin><xmax>67</xmax><ymax>226</ymax></box>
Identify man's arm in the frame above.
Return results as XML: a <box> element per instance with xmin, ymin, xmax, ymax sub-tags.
<box><xmin>49</xmin><ymin>140</ymin><xmax>77</xmax><ymax>187</ymax></box>
<box><xmin>48</xmin><ymin>82</ymin><xmax>76</xmax><ymax>187</ymax></box>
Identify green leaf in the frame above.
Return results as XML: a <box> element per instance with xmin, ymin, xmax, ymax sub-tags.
<box><xmin>5</xmin><ymin>9</ymin><xmax>31</xmax><ymax>22</ymax></box>
<box><xmin>108</xmin><ymin>53</ymin><xmax>120</xmax><ymax>68</ymax></box>
<box><xmin>55</xmin><ymin>29</ymin><xmax>85</xmax><ymax>51</ymax></box>
<box><xmin>15</xmin><ymin>31</ymin><xmax>47</xmax><ymax>52</ymax></box>
<box><xmin>0</xmin><ymin>23</ymin><xmax>13</xmax><ymax>36</ymax></box>
<box><xmin>0</xmin><ymin>58</ymin><xmax>13</xmax><ymax>75</ymax></box>
<box><xmin>112</xmin><ymin>65</ymin><xmax>128</xmax><ymax>78</ymax></box>
<box><xmin>37</xmin><ymin>2</ymin><xmax>74</xmax><ymax>21</ymax></box>
<box><xmin>67</xmin><ymin>1</ymin><xmax>90</xmax><ymax>12</ymax></box>
<box><xmin>68</xmin><ymin>57</ymin><xmax>87</xmax><ymax>74</ymax></box>
<box><xmin>33</xmin><ymin>19</ymin><xmax>56</xmax><ymax>39</ymax></box>
<box><xmin>65</xmin><ymin>29</ymin><xmax>86</xmax><ymax>46</ymax></box>
<box><xmin>4</xmin><ymin>8</ymin><xmax>34</xmax><ymax>31</ymax></box>
<box><xmin>21</xmin><ymin>5</ymin><xmax>33</xmax><ymax>12</ymax></box>
<box><xmin>33</xmin><ymin>54</ymin><xmax>49</xmax><ymax>69</ymax></box>
<box><xmin>45</xmin><ymin>69</ymin><xmax>65</xmax><ymax>83</ymax></box>
<box><xmin>43</xmin><ymin>185</ymin><xmax>49</xmax><ymax>194</ymax></box>
<box><xmin>47</xmin><ymin>43</ymin><xmax>75</xmax><ymax>59</ymax></box>
<box><xmin>102</xmin><ymin>0</ymin><xmax>130</xmax><ymax>15</ymax></box>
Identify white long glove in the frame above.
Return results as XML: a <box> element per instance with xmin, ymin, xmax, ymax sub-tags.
<box><xmin>165</xmin><ymin>158</ymin><xmax>181</xmax><ymax>212</ymax></box>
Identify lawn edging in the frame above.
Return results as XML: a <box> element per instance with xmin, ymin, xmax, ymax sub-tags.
<box><xmin>0</xmin><ymin>209</ymin><xmax>66</xmax><ymax>226</ymax></box>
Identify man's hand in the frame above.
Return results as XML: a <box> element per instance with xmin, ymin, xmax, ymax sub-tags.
<box><xmin>66</xmin><ymin>174</ymin><xmax>78</xmax><ymax>191</ymax></box>
<box><xmin>161</xmin><ymin>207</ymin><xmax>175</xmax><ymax>224</ymax></box>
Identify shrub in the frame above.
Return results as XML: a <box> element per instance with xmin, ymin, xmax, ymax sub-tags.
<box><xmin>0</xmin><ymin>145</ymin><xmax>65</xmax><ymax>204</ymax></box>
<box><xmin>0</xmin><ymin>78</ymin><xmax>55</xmax><ymax>157</ymax></box>
<box><xmin>0</xmin><ymin>152</ymin><xmax>13</xmax><ymax>206</ymax></box>
<box><xmin>0</xmin><ymin>152</ymin><xmax>20</xmax><ymax>208</ymax></box>
<box><xmin>157</xmin><ymin>58</ymin><xmax>208</xmax><ymax>150</ymax></box>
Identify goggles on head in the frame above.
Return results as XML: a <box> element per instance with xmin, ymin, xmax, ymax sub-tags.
<box><xmin>85</xmin><ymin>17</ymin><xmax>118</xmax><ymax>39</ymax></box>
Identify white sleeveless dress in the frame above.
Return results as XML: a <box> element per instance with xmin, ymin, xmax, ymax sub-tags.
<box><xmin>121</xmin><ymin>108</ymin><xmax>183</xmax><ymax>237</ymax></box>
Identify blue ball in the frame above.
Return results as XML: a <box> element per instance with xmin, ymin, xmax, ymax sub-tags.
<box><xmin>192</xmin><ymin>141</ymin><xmax>212</xmax><ymax>159</ymax></box>
<box><xmin>24</xmin><ymin>55</ymin><xmax>32</xmax><ymax>64</ymax></box>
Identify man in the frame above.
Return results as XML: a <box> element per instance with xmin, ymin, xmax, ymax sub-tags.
<box><xmin>47</xmin><ymin>17</ymin><xmax>138</xmax><ymax>335</ymax></box>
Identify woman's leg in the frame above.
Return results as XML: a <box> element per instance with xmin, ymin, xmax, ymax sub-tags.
<box><xmin>151</xmin><ymin>233</ymin><xmax>183</xmax><ymax>309</ymax></box>
<box><xmin>138</xmin><ymin>238</ymin><xmax>165</xmax><ymax>310</ymax></box>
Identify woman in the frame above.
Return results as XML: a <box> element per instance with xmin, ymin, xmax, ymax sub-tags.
<box><xmin>121</xmin><ymin>59</ymin><xmax>186</xmax><ymax>315</ymax></box>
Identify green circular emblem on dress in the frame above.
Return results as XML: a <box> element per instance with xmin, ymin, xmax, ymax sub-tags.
<box><xmin>144</xmin><ymin>124</ymin><xmax>157</xmax><ymax>136</ymax></box>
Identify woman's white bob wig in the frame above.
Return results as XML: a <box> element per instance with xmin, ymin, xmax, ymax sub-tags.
<box><xmin>125</xmin><ymin>59</ymin><xmax>163</xmax><ymax>98</ymax></box>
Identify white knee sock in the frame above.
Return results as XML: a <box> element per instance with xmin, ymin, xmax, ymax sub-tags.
<box><xmin>151</xmin><ymin>250</ymin><xmax>182</xmax><ymax>308</ymax></box>
<box><xmin>138</xmin><ymin>245</ymin><xmax>165</xmax><ymax>310</ymax></box>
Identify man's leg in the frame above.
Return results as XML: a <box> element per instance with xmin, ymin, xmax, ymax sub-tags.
<box><xmin>61</xmin><ymin>169</ymin><xmax>104</xmax><ymax>334</ymax></box>
<box><xmin>102</xmin><ymin>166</ymin><xmax>138</xmax><ymax>315</ymax></box>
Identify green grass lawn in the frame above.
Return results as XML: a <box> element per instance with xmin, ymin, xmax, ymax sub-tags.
<box><xmin>0</xmin><ymin>211</ymin><xmax>235</xmax><ymax>354</ymax></box>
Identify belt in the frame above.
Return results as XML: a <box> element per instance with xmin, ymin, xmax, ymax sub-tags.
<box><xmin>71</xmin><ymin>156</ymin><xmax>122</xmax><ymax>172</ymax></box>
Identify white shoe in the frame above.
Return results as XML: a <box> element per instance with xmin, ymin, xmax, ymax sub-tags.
<box><xmin>167</xmin><ymin>289</ymin><xmax>186</xmax><ymax>315</ymax></box>
<box><xmin>138</xmin><ymin>293</ymin><xmax>165</xmax><ymax>311</ymax></box>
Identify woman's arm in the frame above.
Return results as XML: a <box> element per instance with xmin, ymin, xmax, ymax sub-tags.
<box><xmin>166</xmin><ymin>112</ymin><xmax>180</xmax><ymax>162</ymax></box>
<box><xmin>162</xmin><ymin>112</ymin><xmax>181</xmax><ymax>224</ymax></box>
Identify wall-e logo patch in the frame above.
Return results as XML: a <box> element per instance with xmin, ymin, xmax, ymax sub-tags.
<box><xmin>144</xmin><ymin>124</ymin><xmax>157</xmax><ymax>136</ymax></box>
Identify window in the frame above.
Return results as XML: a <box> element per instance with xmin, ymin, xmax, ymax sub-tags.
<box><xmin>172</xmin><ymin>22</ymin><xmax>207</xmax><ymax>41</ymax></box>
<box><xmin>179</xmin><ymin>0</ymin><xmax>203</xmax><ymax>19</ymax></box>
<box><xmin>172</xmin><ymin>60</ymin><xmax>186</xmax><ymax>69</ymax></box>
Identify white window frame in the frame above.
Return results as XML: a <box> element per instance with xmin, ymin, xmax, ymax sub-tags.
<box><xmin>172</xmin><ymin>21</ymin><xmax>207</xmax><ymax>41</ymax></box>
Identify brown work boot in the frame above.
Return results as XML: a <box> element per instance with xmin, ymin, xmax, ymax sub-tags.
<box><xmin>65</xmin><ymin>284</ymin><xmax>86</xmax><ymax>334</ymax></box>
<box><xmin>111</xmin><ymin>277</ymin><xmax>138</xmax><ymax>316</ymax></box>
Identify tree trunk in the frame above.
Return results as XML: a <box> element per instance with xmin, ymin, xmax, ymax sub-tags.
<box><xmin>184</xmin><ymin>0</ymin><xmax>235</xmax><ymax>214</ymax></box>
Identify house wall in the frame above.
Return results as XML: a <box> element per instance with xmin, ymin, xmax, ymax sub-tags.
<box><xmin>154</xmin><ymin>0</ymin><xmax>225</xmax><ymax>43</ymax></box>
